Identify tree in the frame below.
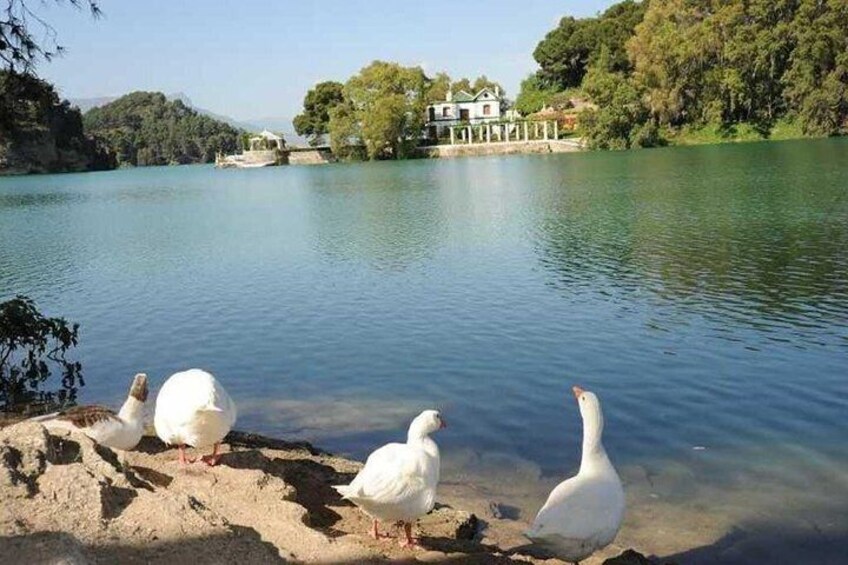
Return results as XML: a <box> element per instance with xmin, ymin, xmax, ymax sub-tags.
<box><xmin>471</xmin><ymin>75</ymin><xmax>504</xmax><ymax>95</ymax></box>
<box><xmin>533</xmin><ymin>1</ymin><xmax>645</xmax><ymax>89</ymax></box>
<box><xmin>514</xmin><ymin>74</ymin><xmax>558</xmax><ymax>115</ymax></box>
<box><xmin>579</xmin><ymin>53</ymin><xmax>656</xmax><ymax>150</ymax></box>
<box><xmin>449</xmin><ymin>75</ymin><xmax>503</xmax><ymax>96</ymax></box>
<box><xmin>0</xmin><ymin>70</ymin><xmax>115</xmax><ymax>172</ymax></box>
<box><xmin>426</xmin><ymin>72</ymin><xmax>451</xmax><ymax>103</ymax></box>
<box><xmin>328</xmin><ymin>99</ymin><xmax>362</xmax><ymax>160</ymax></box>
<box><xmin>783</xmin><ymin>0</ymin><xmax>848</xmax><ymax>135</ymax></box>
<box><xmin>83</xmin><ymin>92</ymin><xmax>241</xmax><ymax>166</ymax></box>
<box><xmin>293</xmin><ymin>81</ymin><xmax>345</xmax><ymax>146</ymax></box>
<box><xmin>330</xmin><ymin>61</ymin><xmax>429</xmax><ymax>160</ymax></box>
<box><xmin>1</xmin><ymin>0</ymin><xmax>101</xmax><ymax>74</ymax></box>
<box><xmin>0</xmin><ymin>296</ymin><xmax>82</xmax><ymax>411</ymax></box>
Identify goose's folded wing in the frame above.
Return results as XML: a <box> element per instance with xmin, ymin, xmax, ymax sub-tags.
<box><xmin>349</xmin><ymin>443</ymin><xmax>425</xmax><ymax>504</ymax></box>
<box><xmin>34</xmin><ymin>405</ymin><xmax>119</xmax><ymax>429</ymax></box>
<box><xmin>529</xmin><ymin>477</ymin><xmax>618</xmax><ymax>540</ymax></box>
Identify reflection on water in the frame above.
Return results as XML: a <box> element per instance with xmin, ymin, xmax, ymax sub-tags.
<box><xmin>306</xmin><ymin>162</ymin><xmax>448</xmax><ymax>270</ymax></box>
<box><xmin>533</xmin><ymin>143</ymin><xmax>848</xmax><ymax>345</ymax></box>
<box><xmin>2</xmin><ymin>139</ymin><xmax>847</xmax><ymax>562</ymax></box>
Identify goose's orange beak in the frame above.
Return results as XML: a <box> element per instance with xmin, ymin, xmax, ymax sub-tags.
<box><xmin>572</xmin><ymin>386</ymin><xmax>585</xmax><ymax>400</ymax></box>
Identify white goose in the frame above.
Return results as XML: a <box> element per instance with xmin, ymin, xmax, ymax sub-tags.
<box><xmin>34</xmin><ymin>373</ymin><xmax>148</xmax><ymax>451</ymax></box>
<box><xmin>153</xmin><ymin>368</ymin><xmax>237</xmax><ymax>466</ymax></box>
<box><xmin>334</xmin><ymin>409</ymin><xmax>446</xmax><ymax>547</ymax></box>
<box><xmin>525</xmin><ymin>386</ymin><xmax>625</xmax><ymax>565</ymax></box>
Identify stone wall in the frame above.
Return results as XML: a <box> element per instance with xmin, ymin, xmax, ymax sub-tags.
<box><xmin>287</xmin><ymin>148</ymin><xmax>335</xmax><ymax>165</ymax></box>
<box><xmin>414</xmin><ymin>139</ymin><xmax>584</xmax><ymax>160</ymax></box>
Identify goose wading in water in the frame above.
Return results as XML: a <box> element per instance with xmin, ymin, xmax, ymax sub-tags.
<box><xmin>33</xmin><ymin>373</ymin><xmax>148</xmax><ymax>451</ymax></box>
<box><xmin>154</xmin><ymin>368</ymin><xmax>237</xmax><ymax>466</ymax></box>
<box><xmin>525</xmin><ymin>386</ymin><xmax>625</xmax><ymax>564</ymax></box>
<box><xmin>334</xmin><ymin>409</ymin><xmax>446</xmax><ymax>548</ymax></box>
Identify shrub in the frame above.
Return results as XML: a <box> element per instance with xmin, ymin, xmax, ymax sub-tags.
<box><xmin>0</xmin><ymin>296</ymin><xmax>83</xmax><ymax>412</ymax></box>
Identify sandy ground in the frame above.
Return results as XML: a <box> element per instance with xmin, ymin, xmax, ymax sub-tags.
<box><xmin>0</xmin><ymin>422</ymin><xmax>656</xmax><ymax>564</ymax></box>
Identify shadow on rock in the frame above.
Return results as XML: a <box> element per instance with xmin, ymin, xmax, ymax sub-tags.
<box><xmin>219</xmin><ymin>447</ymin><xmax>357</xmax><ymax>535</ymax></box>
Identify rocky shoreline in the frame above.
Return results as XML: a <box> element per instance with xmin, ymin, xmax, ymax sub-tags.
<box><xmin>1</xmin><ymin>422</ymin><xmax>659</xmax><ymax>564</ymax></box>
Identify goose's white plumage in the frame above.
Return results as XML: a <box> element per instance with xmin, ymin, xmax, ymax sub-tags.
<box><xmin>525</xmin><ymin>386</ymin><xmax>624</xmax><ymax>564</ymax></box>
<box><xmin>334</xmin><ymin>410</ymin><xmax>445</xmax><ymax>545</ymax></box>
<box><xmin>33</xmin><ymin>373</ymin><xmax>148</xmax><ymax>451</ymax></box>
<box><xmin>154</xmin><ymin>369</ymin><xmax>236</xmax><ymax>463</ymax></box>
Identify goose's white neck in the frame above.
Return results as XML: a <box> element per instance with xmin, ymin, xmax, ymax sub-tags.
<box><xmin>118</xmin><ymin>397</ymin><xmax>145</xmax><ymax>423</ymax></box>
<box><xmin>407</xmin><ymin>426</ymin><xmax>440</xmax><ymax>459</ymax></box>
<box><xmin>579</xmin><ymin>402</ymin><xmax>612</xmax><ymax>475</ymax></box>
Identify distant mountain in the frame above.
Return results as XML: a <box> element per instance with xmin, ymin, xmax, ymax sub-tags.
<box><xmin>70</xmin><ymin>93</ymin><xmax>307</xmax><ymax>146</ymax></box>
<box><xmin>70</xmin><ymin>96</ymin><xmax>121</xmax><ymax>113</ymax></box>
<box><xmin>83</xmin><ymin>92</ymin><xmax>240</xmax><ymax>166</ymax></box>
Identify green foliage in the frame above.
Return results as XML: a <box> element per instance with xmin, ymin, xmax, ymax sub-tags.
<box><xmin>426</xmin><ymin>72</ymin><xmax>452</xmax><ymax>102</ymax></box>
<box><xmin>0</xmin><ymin>70</ymin><xmax>114</xmax><ymax>173</ymax></box>
<box><xmin>328</xmin><ymin>100</ymin><xmax>366</xmax><ymax>161</ymax></box>
<box><xmin>329</xmin><ymin>61</ymin><xmax>429</xmax><ymax>160</ymax></box>
<box><xmin>83</xmin><ymin>92</ymin><xmax>241</xmax><ymax>166</ymax></box>
<box><xmin>533</xmin><ymin>0</ymin><xmax>645</xmax><ymax>89</ymax></box>
<box><xmin>629</xmin><ymin>0</ymin><xmax>848</xmax><ymax>135</ymax></box>
<box><xmin>514</xmin><ymin>75</ymin><xmax>558</xmax><ymax>115</ymax></box>
<box><xmin>664</xmin><ymin>119</ymin><xmax>806</xmax><ymax>146</ymax></box>
<box><xmin>0</xmin><ymin>296</ymin><xmax>82</xmax><ymax>411</ymax></box>
<box><xmin>529</xmin><ymin>0</ymin><xmax>847</xmax><ymax>150</ymax></box>
<box><xmin>578</xmin><ymin>64</ymin><xmax>655</xmax><ymax>149</ymax></box>
<box><xmin>782</xmin><ymin>0</ymin><xmax>848</xmax><ymax>136</ymax></box>
<box><xmin>293</xmin><ymin>81</ymin><xmax>345</xmax><ymax>146</ymax></box>
<box><xmin>448</xmin><ymin>75</ymin><xmax>503</xmax><ymax>96</ymax></box>
<box><xmin>1</xmin><ymin>1</ymin><xmax>101</xmax><ymax>74</ymax></box>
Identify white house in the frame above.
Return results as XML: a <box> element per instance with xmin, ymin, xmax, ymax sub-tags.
<box><xmin>426</xmin><ymin>87</ymin><xmax>506</xmax><ymax>138</ymax></box>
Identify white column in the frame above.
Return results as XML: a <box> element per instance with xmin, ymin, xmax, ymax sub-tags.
<box><xmin>554</xmin><ymin>120</ymin><xmax>559</xmax><ymax>139</ymax></box>
<box><xmin>544</xmin><ymin>121</ymin><xmax>549</xmax><ymax>140</ymax></box>
<box><xmin>467</xmin><ymin>126</ymin><xmax>473</xmax><ymax>144</ymax></box>
<box><xmin>486</xmin><ymin>124</ymin><xmax>491</xmax><ymax>143</ymax></box>
<box><xmin>505</xmin><ymin>124</ymin><xmax>510</xmax><ymax>142</ymax></box>
<box><xmin>450</xmin><ymin>127</ymin><xmax>455</xmax><ymax>145</ymax></box>
<box><xmin>523</xmin><ymin>122</ymin><xmax>529</xmax><ymax>141</ymax></box>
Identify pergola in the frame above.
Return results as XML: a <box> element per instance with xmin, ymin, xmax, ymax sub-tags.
<box><xmin>249</xmin><ymin>130</ymin><xmax>285</xmax><ymax>151</ymax></box>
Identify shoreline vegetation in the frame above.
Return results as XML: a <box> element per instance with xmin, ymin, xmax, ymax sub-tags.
<box><xmin>3</xmin><ymin>1</ymin><xmax>847</xmax><ymax>175</ymax></box>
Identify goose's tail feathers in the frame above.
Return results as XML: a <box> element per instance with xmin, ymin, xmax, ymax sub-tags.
<box><xmin>333</xmin><ymin>484</ymin><xmax>364</xmax><ymax>500</ymax></box>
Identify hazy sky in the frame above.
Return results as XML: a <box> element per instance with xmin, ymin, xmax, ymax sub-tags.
<box><xmin>39</xmin><ymin>1</ymin><xmax>616</xmax><ymax>121</ymax></box>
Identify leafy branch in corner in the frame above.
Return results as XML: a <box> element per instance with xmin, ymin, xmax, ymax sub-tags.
<box><xmin>0</xmin><ymin>0</ymin><xmax>100</xmax><ymax>73</ymax></box>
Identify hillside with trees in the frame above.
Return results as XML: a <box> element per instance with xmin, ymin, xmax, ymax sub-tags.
<box><xmin>0</xmin><ymin>0</ymin><xmax>115</xmax><ymax>174</ymax></box>
<box><xmin>0</xmin><ymin>71</ymin><xmax>115</xmax><ymax>174</ymax></box>
<box><xmin>518</xmin><ymin>0</ymin><xmax>848</xmax><ymax>149</ymax></box>
<box><xmin>83</xmin><ymin>92</ymin><xmax>242</xmax><ymax>166</ymax></box>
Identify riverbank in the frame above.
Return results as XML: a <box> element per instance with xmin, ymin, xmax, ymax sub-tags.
<box><xmin>663</xmin><ymin>120</ymin><xmax>813</xmax><ymax>147</ymax></box>
<box><xmin>414</xmin><ymin>139</ymin><xmax>584</xmax><ymax>160</ymax></box>
<box><xmin>0</xmin><ymin>422</ymin><xmax>655</xmax><ymax>564</ymax></box>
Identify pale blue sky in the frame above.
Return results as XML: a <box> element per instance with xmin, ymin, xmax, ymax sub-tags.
<box><xmin>39</xmin><ymin>1</ymin><xmax>616</xmax><ymax>121</ymax></box>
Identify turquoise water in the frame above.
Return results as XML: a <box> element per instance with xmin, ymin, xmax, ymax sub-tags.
<box><xmin>2</xmin><ymin>139</ymin><xmax>847</xmax><ymax>562</ymax></box>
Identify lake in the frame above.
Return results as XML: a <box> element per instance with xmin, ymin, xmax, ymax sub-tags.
<box><xmin>2</xmin><ymin>139</ymin><xmax>847</xmax><ymax>563</ymax></box>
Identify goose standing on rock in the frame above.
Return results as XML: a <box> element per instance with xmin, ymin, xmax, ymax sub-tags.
<box><xmin>34</xmin><ymin>373</ymin><xmax>148</xmax><ymax>451</ymax></box>
<box><xmin>334</xmin><ymin>409</ymin><xmax>446</xmax><ymax>548</ymax></box>
<box><xmin>154</xmin><ymin>368</ymin><xmax>237</xmax><ymax>466</ymax></box>
<box><xmin>525</xmin><ymin>386</ymin><xmax>625</xmax><ymax>564</ymax></box>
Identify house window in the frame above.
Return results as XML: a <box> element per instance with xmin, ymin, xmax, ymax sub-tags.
<box><xmin>483</xmin><ymin>104</ymin><xmax>491</xmax><ymax>116</ymax></box>
<box><xmin>442</xmin><ymin>107</ymin><xmax>451</xmax><ymax>117</ymax></box>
